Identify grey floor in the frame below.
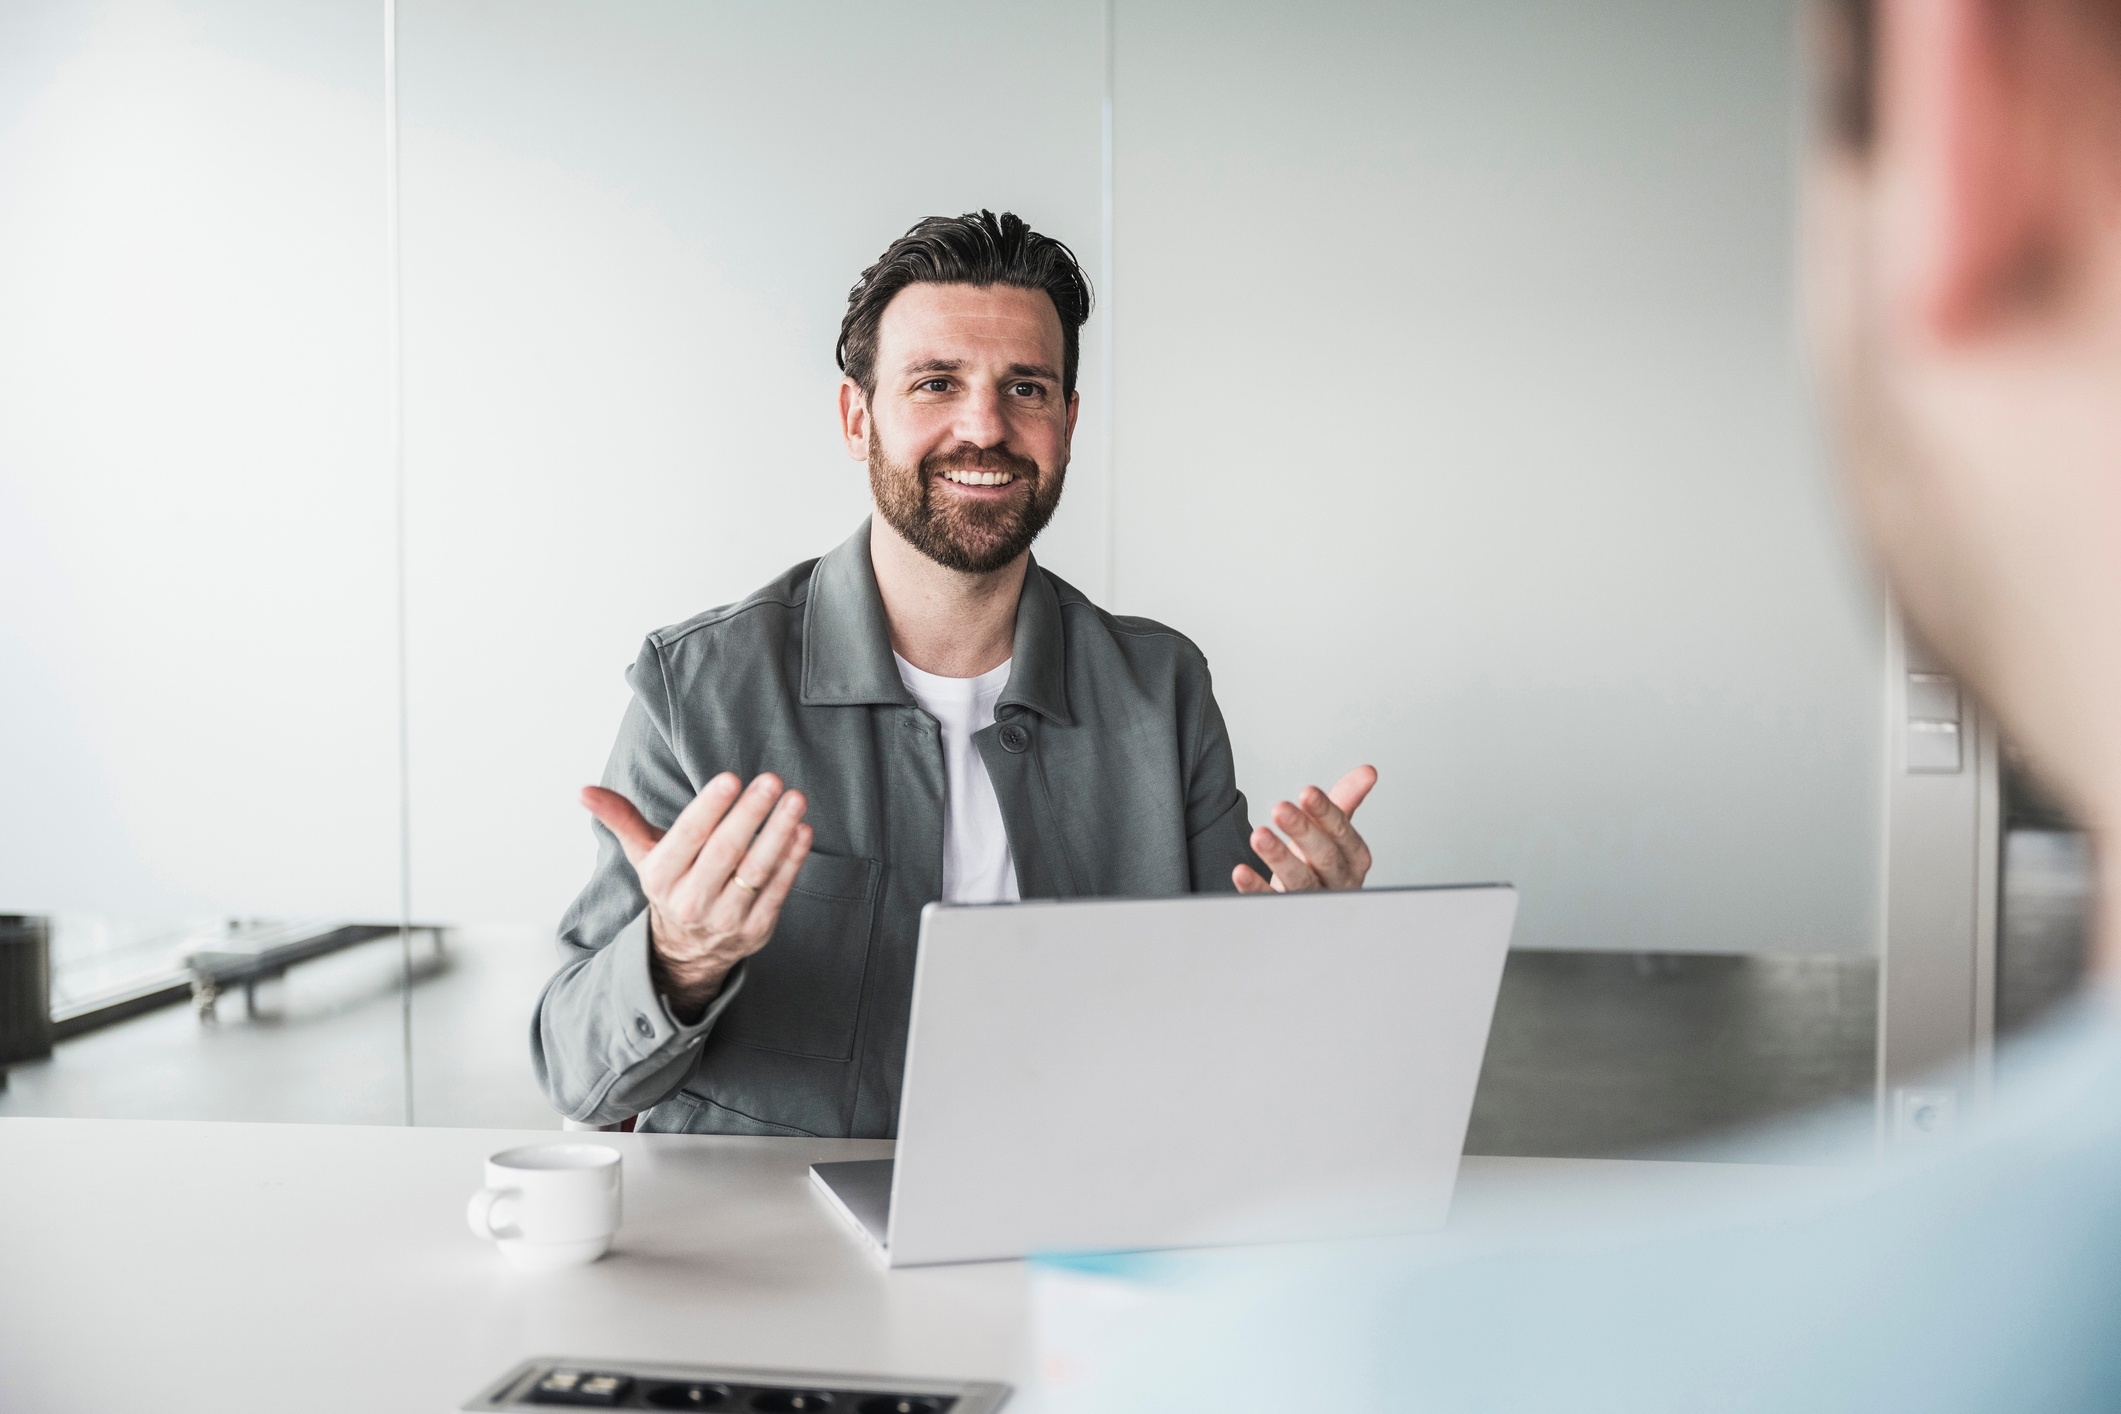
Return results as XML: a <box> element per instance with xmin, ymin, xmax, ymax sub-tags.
<box><xmin>1</xmin><ymin>825</ymin><xmax>2097</xmax><ymax>1155</ymax></box>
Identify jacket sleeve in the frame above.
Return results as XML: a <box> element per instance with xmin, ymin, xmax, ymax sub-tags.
<box><xmin>1182</xmin><ymin>655</ymin><xmax>1269</xmax><ymax>893</ymax></box>
<box><xmin>529</xmin><ymin>637</ymin><xmax>748</xmax><ymax>1126</ymax></box>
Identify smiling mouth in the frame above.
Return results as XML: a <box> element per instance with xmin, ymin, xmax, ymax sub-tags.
<box><xmin>937</xmin><ymin>468</ymin><xmax>1018</xmax><ymax>487</ymax></box>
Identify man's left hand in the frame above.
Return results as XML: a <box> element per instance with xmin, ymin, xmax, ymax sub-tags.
<box><xmin>1234</xmin><ymin>764</ymin><xmax>1377</xmax><ymax>893</ymax></box>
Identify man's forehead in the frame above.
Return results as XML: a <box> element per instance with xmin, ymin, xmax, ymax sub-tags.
<box><xmin>875</xmin><ymin>282</ymin><xmax>1063</xmax><ymax>366</ymax></box>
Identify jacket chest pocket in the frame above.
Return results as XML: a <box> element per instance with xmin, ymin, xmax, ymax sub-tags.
<box><xmin>715</xmin><ymin>851</ymin><xmax>879</xmax><ymax>1062</ymax></box>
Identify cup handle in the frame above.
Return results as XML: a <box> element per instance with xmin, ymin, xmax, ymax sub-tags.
<box><xmin>466</xmin><ymin>1186</ymin><xmax>522</xmax><ymax>1241</ymax></box>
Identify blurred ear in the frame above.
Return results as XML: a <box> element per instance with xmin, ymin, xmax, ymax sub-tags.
<box><xmin>1878</xmin><ymin>0</ymin><xmax>2070</xmax><ymax>339</ymax></box>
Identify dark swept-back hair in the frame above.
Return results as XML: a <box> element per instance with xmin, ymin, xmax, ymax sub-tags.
<box><xmin>1822</xmin><ymin>0</ymin><xmax>1876</xmax><ymax>150</ymax></box>
<box><xmin>1822</xmin><ymin>0</ymin><xmax>2121</xmax><ymax>153</ymax></box>
<box><xmin>836</xmin><ymin>210</ymin><xmax>1094</xmax><ymax>398</ymax></box>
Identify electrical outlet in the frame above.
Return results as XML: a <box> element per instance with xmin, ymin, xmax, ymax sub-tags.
<box><xmin>1893</xmin><ymin>1087</ymin><xmax>1957</xmax><ymax>1142</ymax></box>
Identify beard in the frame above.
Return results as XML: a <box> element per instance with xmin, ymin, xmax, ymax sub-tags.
<box><xmin>868</xmin><ymin>428</ymin><xmax>1065</xmax><ymax>576</ymax></box>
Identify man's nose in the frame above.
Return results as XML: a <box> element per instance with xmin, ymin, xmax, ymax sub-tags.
<box><xmin>951</xmin><ymin>384</ymin><xmax>1009</xmax><ymax>449</ymax></box>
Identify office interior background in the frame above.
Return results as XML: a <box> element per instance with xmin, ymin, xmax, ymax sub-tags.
<box><xmin>0</xmin><ymin>0</ymin><xmax>2090</xmax><ymax>1151</ymax></box>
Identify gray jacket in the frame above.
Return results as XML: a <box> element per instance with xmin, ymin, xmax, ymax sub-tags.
<box><xmin>531</xmin><ymin>520</ymin><xmax>1265</xmax><ymax>1137</ymax></box>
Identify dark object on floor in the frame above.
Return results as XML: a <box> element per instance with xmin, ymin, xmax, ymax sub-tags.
<box><xmin>1993</xmin><ymin>750</ymin><xmax>2095</xmax><ymax>1038</ymax></box>
<box><xmin>0</xmin><ymin>916</ymin><xmax>54</xmax><ymax>1075</ymax></box>
<box><xmin>51</xmin><ymin>974</ymin><xmax>195</xmax><ymax>1042</ymax></box>
<box><xmin>43</xmin><ymin>919</ymin><xmax>452</xmax><ymax>1040</ymax></box>
<box><xmin>1997</xmin><ymin>829</ymin><xmax>2095</xmax><ymax>1042</ymax></box>
<box><xmin>186</xmin><ymin>921</ymin><xmax>447</xmax><ymax>1023</ymax></box>
<box><xmin>1997</xmin><ymin>745</ymin><xmax>2095</xmax><ymax>1040</ymax></box>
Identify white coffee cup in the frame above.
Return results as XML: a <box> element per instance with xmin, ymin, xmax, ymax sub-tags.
<box><xmin>466</xmin><ymin>1143</ymin><xmax>623</xmax><ymax>1269</ymax></box>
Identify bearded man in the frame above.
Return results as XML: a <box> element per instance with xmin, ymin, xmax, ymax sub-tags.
<box><xmin>532</xmin><ymin>211</ymin><xmax>1377</xmax><ymax>1138</ymax></box>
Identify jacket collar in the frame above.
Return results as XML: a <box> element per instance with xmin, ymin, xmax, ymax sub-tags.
<box><xmin>996</xmin><ymin>555</ymin><xmax>1073</xmax><ymax>726</ymax></box>
<box><xmin>801</xmin><ymin>517</ymin><xmax>1073</xmax><ymax>726</ymax></box>
<box><xmin>801</xmin><ymin>520</ymin><xmax>913</xmax><ymax>707</ymax></box>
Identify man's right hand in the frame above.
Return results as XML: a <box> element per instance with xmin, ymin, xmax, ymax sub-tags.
<box><xmin>581</xmin><ymin>773</ymin><xmax>813</xmax><ymax>1023</ymax></box>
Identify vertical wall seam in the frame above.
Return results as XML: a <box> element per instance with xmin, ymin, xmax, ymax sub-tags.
<box><xmin>384</xmin><ymin>0</ymin><xmax>415</xmax><ymax>1127</ymax></box>
<box><xmin>1101</xmin><ymin>0</ymin><xmax>1116</xmax><ymax>609</ymax></box>
<box><xmin>1872</xmin><ymin>606</ymin><xmax>1896</xmax><ymax>1160</ymax></box>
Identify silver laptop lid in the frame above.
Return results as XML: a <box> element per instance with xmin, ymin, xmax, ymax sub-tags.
<box><xmin>884</xmin><ymin>884</ymin><xmax>1517</xmax><ymax>1266</ymax></box>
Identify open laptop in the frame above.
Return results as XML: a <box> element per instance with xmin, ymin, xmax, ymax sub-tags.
<box><xmin>810</xmin><ymin>883</ymin><xmax>1517</xmax><ymax>1267</ymax></box>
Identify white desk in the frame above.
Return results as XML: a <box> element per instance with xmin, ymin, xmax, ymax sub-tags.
<box><xmin>0</xmin><ymin>1118</ymin><xmax>1840</xmax><ymax>1412</ymax></box>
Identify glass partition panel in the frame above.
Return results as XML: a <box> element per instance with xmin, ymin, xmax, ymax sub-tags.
<box><xmin>0</xmin><ymin>0</ymin><xmax>407</xmax><ymax>1122</ymax></box>
<box><xmin>393</xmin><ymin>0</ymin><xmax>1108</xmax><ymax>1128</ymax></box>
<box><xmin>1114</xmin><ymin>0</ymin><xmax>1885</xmax><ymax>1159</ymax></box>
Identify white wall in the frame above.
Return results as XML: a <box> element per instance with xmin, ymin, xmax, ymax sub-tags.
<box><xmin>0</xmin><ymin>0</ymin><xmax>400</xmax><ymax>920</ymax></box>
<box><xmin>1110</xmin><ymin>0</ymin><xmax>1883</xmax><ymax>953</ymax></box>
<box><xmin>2</xmin><ymin>0</ymin><xmax>1882</xmax><ymax>959</ymax></box>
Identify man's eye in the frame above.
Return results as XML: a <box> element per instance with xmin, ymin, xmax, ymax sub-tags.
<box><xmin>1010</xmin><ymin>382</ymin><xmax>1042</xmax><ymax>397</ymax></box>
<box><xmin>919</xmin><ymin>378</ymin><xmax>951</xmax><ymax>393</ymax></box>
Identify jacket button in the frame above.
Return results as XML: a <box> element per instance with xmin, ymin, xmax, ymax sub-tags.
<box><xmin>635</xmin><ymin>1013</ymin><xmax>654</xmax><ymax>1039</ymax></box>
<box><xmin>999</xmin><ymin>723</ymin><xmax>1030</xmax><ymax>753</ymax></box>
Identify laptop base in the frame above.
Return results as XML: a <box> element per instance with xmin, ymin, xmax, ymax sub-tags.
<box><xmin>809</xmin><ymin>1158</ymin><xmax>894</xmax><ymax>1263</ymax></box>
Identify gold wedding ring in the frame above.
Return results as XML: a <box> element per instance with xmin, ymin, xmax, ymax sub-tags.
<box><xmin>730</xmin><ymin>873</ymin><xmax>760</xmax><ymax>895</ymax></box>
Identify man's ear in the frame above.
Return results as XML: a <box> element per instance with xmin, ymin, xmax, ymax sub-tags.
<box><xmin>838</xmin><ymin>377</ymin><xmax>870</xmax><ymax>461</ymax></box>
<box><xmin>1879</xmin><ymin>0</ymin><xmax>2073</xmax><ymax>340</ymax></box>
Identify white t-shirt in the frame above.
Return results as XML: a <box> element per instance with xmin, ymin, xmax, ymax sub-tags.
<box><xmin>893</xmin><ymin>653</ymin><xmax>1022</xmax><ymax>905</ymax></box>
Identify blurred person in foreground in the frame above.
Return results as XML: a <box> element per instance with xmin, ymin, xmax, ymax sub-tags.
<box><xmin>1044</xmin><ymin>1</ymin><xmax>2121</xmax><ymax>1408</ymax></box>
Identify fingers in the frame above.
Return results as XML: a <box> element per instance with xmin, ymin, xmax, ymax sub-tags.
<box><xmin>1250</xmin><ymin>825</ymin><xmax>1317</xmax><ymax>892</ymax></box>
<box><xmin>1232</xmin><ymin>862</ymin><xmax>1274</xmax><ymax>894</ymax></box>
<box><xmin>1250</xmin><ymin>765</ymin><xmax>1378</xmax><ymax>893</ymax></box>
<box><xmin>634</xmin><ymin>771</ymin><xmax>815</xmax><ymax>992</ymax></box>
<box><xmin>740</xmin><ymin>822</ymin><xmax>815</xmax><ymax>941</ymax></box>
<box><xmin>1327</xmin><ymin>764</ymin><xmax>1378</xmax><ymax>817</ymax></box>
<box><xmin>1275</xmin><ymin>798</ymin><xmax>1367</xmax><ymax>889</ymax></box>
<box><xmin>641</xmin><ymin>773</ymin><xmax>745</xmax><ymax>893</ymax></box>
<box><xmin>1292</xmin><ymin>783</ymin><xmax>1373</xmax><ymax>885</ymax></box>
<box><xmin>727</xmin><ymin>789</ymin><xmax>810</xmax><ymax>920</ymax></box>
<box><xmin>1295</xmin><ymin>785</ymin><xmax>1354</xmax><ymax>844</ymax></box>
<box><xmin>668</xmin><ymin>774</ymin><xmax>787</xmax><ymax>921</ymax></box>
<box><xmin>580</xmin><ymin>786</ymin><xmax>664</xmax><ymax>868</ymax></box>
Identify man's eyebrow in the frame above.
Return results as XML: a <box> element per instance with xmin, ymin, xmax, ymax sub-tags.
<box><xmin>899</xmin><ymin>358</ymin><xmax>1061</xmax><ymax>382</ymax></box>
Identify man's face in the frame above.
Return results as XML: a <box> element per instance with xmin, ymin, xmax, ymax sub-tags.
<box><xmin>1801</xmin><ymin>1</ymin><xmax>2121</xmax><ymax>823</ymax></box>
<box><xmin>1801</xmin><ymin>5</ymin><xmax>1975</xmax><ymax>674</ymax></box>
<box><xmin>847</xmin><ymin>281</ymin><xmax>1077</xmax><ymax>576</ymax></box>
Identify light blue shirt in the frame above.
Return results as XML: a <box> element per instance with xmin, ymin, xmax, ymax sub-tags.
<box><xmin>1036</xmin><ymin>996</ymin><xmax>2121</xmax><ymax>1412</ymax></box>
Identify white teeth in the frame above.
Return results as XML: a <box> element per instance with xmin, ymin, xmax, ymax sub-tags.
<box><xmin>941</xmin><ymin>469</ymin><xmax>1015</xmax><ymax>487</ymax></box>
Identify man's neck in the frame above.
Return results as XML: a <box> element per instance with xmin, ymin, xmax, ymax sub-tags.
<box><xmin>869</xmin><ymin>515</ymin><xmax>1026</xmax><ymax>679</ymax></box>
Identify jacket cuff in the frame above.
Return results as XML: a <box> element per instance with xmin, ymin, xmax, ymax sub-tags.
<box><xmin>609</xmin><ymin>911</ymin><xmax>748</xmax><ymax>1053</ymax></box>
